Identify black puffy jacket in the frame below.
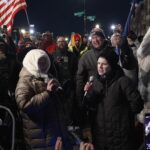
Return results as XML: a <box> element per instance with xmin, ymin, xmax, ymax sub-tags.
<box><xmin>85</xmin><ymin>66</ymin><xmax>143</xmax><ymax>150</ymax></box>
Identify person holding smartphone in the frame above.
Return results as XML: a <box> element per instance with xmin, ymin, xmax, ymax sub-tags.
<box><xmin>15</xmin><ymin>49</ymin><xmax>73</xmax><ymax>150</ymax></box>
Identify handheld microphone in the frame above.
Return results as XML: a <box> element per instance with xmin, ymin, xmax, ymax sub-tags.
<box><xmin>84</xmin><ymin>76</ymin><xmax>94</xmax><ymax>97</ymax></box>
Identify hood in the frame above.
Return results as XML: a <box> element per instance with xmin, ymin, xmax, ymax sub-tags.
<box><xmin>23</xmin><ymin>49</ymin><xmax>51</xmax><ymax>79</ymax></box>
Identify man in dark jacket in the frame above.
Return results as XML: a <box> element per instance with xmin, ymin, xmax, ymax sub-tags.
<box><xmin>76</xmin><ymin>28</ymin><xmax>109</xmax><ymax>109</ymax></box>
<box><xmin>84</xmin><ymin>49</ymin><xmax>143</xmax><ymax>150</ymax></box>
<box><xmin>52</xmin><ymin>36</ymin><xmax>78</xmax><ymax>125</ymax></box>
<box><xmin>0</xmin><ymin>38</ymin><xmax>17</xmax><ymax>103</ymax></box>
<box><xmin>53</xmin><ymin>36</ymin><xmax>77</xmax><ymax>84</ymax></box>
<box><xmin>0</xmin><ymin>38</ymin><xmax>18</xmax><ymax>149</ymax></box>
<box><xmin>76</xmin><ymin>27</ymin><xmax>138</xmax><ymax>109</ymax></box>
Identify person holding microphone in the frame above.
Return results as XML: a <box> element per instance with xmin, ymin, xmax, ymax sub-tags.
<box><xmin>83</xmin><ymin>48</ymin><xmax>143</xmax><ymax>150</ymax></box>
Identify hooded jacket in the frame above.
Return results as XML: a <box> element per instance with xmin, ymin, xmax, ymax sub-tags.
<box><xmin>85</xmin><ymin>66</ymin><xmax>143</xmax><ymax>150</ymax></box>
<box><xmin>15</xmin><ymin>49</ymin><xmax>72</xmax><ymax>150</ymax></box>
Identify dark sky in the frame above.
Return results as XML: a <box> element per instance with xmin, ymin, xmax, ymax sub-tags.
<box><xmin>14</xmin><ymin>0</ymin><xmax>137</xmax><ymax>36</ymax></box>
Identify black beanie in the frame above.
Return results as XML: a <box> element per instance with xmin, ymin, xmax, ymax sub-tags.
<box><xmin>98</xmin><ymin>48</ymin><xmax>119</xmax><ymax>68</ymax></box>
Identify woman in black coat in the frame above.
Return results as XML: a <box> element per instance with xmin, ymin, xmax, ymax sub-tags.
<box><xmin>83</xmin><ymin>49</ymin><xmax>143</xmax><ymax>150</ymax></box>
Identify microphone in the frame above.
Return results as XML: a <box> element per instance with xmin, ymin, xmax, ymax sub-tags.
<box><xmin>84</xmin><ymin>76</ymin><xmax>94</xmax><ymax>97</ymax></box>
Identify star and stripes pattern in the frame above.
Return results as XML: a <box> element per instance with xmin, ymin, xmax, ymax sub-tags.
<box><xmin>0</xmin><ymin>0</ymin><xmax>27</xmax><ymax>33</ymax></box>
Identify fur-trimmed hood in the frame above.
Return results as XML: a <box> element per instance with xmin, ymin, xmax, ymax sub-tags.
<box><xmin>137</xmin><ymin>27</ymin><xmax>150</xmax><ymax>123</ymax></box>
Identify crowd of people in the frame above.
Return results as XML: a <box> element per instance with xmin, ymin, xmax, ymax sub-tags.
<box><xmin>0</xmin><ymin>24</ymin><xmax>149</xmax><ymax>150</ymax></box>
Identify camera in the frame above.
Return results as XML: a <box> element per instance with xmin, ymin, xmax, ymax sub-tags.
<box><xmin>53</xmin><ymin>79</ymin><xmax>63</xmax><ymax>91</ymax></box>
<box><xmin>56</xmin><ymin>56</ymin><xmax>64</xmax><ymax>63</ymax></box>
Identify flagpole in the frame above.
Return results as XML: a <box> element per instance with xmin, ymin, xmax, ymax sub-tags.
<box><xmin>123</xmin><ymin>0</ymin><xmax>137</xmax><ymax>37</ymax></box>
<box><xmin>24</xmin><ymin>9</ymin><xmax>30</xmax><ymax>27</ymax></box>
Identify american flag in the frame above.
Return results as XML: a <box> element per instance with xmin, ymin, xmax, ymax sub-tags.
<box><xmin>0</xmin><ymin>0</ymin><xmax>27</xmax><ymax>33</ymax></box>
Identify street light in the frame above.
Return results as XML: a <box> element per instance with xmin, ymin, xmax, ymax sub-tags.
<box><xmin>29</xmin><ymin>24</ymin><xmax>35</xmax><ymax>34</ymax></box>
<box><xmin>95</xmin><ymin>24</ymin><xmax>100</xmax><ymax>29</ymax></box>
<box><xmin>65</xmin><ymin>37</ymin><xmax>69</xmax><ymax>42</ymax></box>
<box><xmin>88</xmin><ymin>36</ymin><xmax>92</xmax><ymax>41</ymax></box>
<box><xmin>29</xmin><ymin>29</ymin><xmax>35</xmax><ymax>34</ymax></box>
<box><xmin>30</xmin><ymin>24</ymin><xmax>35</xmax><ymax>28</ymax></box>
<box><xmin>110</xmin><ymin>24</ymin><xmax>116</xmax><ymax>31</ymax></box>
<box><xmin>20</xmin><ymin>29</ymin><xmax>26</xmax><ymax>34</ymax></box>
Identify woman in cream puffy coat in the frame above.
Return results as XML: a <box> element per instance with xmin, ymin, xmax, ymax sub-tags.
<box><xmin>15</xmin><ymin>49</ymin><xmax>72</xmax><ymax>150</ymax></box>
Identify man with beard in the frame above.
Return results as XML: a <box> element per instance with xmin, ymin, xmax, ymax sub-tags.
<box><xmin>52</xmin><ymin>36</ymin><xmax>78</xmax><ymax>126</ymax></box>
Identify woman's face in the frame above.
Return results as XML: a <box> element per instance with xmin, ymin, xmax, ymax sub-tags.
<box><xmin>38</xmin><ymin>57</ymin><xmax>49</xmax><ymax>73</ymax></box>
<box><xmin>97</xmin><ymin>57</ymin><xmax>111</xmax><ymax>76</ymax></box>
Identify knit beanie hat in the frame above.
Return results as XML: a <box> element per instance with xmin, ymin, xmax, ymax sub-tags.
<box><xmin>74</xmin><ymin>33</ymin><xmax>81</xmax><ymax>41</ymax></box>
<box><xmin>98</xmin><ymin>48</ymin><xmax>119</xmax><ymax>68</ymax></box>
<box><xmin>90</xmin><ymin>28</ymin><xmax>106</xmax><ymax>39</ymax></box>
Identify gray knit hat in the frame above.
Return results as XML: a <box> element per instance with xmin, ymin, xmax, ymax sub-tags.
<box><xmin>90</xmin><ymin>28</ymin><xmax>106</xmax><ymax>39</ymax></box>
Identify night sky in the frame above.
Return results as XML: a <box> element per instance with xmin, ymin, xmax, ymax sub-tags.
<box><xmin>14</xmin><ymin>0</ymin><xmax>138</xmax><ymax>36</ymax></box>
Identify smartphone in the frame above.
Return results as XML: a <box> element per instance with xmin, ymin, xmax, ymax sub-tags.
<box><xmin>144</xmin><ymin>113</ymin><xmax>150</xmax><ymax>149</ymax></box>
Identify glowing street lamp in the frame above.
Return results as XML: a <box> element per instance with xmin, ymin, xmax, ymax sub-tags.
<box><xmin>65</xmin><ymin>37</ymin><xmax>69</xmax><ymax>42</ymax></box>
<box><xmin>110</xmin><ymin>24</ymin><xmax>116</xmax><ymax>31</ymax></box>
<box><xmin>29</xmin><ymin>24</ymin><xmax>35</xmax><ymax>35</ymax></box>
<box><xmin>21</xmin><ymin>29</ymin><xmax>26</xmax><ymax>34</ymax></box>
<box><xmin>95</xmin><ymin>24</ymin><xmax>100</xmax><ymax>29</ymax></box>
<box><xmin>88</xmin><ymin>36</ymin><xmax>92</xmax><ymax>41</ymax></box>
<box><xmin>29</xmin><ymin>29</ymin><xmax>35</xmax><ymax>34</ymax></box>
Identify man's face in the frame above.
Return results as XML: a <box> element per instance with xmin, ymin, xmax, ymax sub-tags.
<box><xmin>91</xmin><ymin>35</ymin><xmax>104</xmax><ymax>49</ymax></box>
<box><xmin>42</xmin><ymin>34</ymin><xmax>52</xmax><ymax>42</ymax></box>
<box><xmin>57</xmin><ymin>37</ymin><xmax>67</xmax><ymax>49</ymax></box>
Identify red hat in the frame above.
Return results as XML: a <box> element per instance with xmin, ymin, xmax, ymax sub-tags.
<box><xmin>74</xmin><ymin>33</ymin><xmax>81</xmax><ymax>41</ymax></box>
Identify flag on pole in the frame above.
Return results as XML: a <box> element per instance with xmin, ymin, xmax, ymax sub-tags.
<box><xmin>0</xmin><ymin>0</ymin><xmax>27</xmax><ymax>33</ymax></box>
<box><xmin>123</xmin><ymin>0</ymin><xmax>137</xmax><ymax>37</ymax></box>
